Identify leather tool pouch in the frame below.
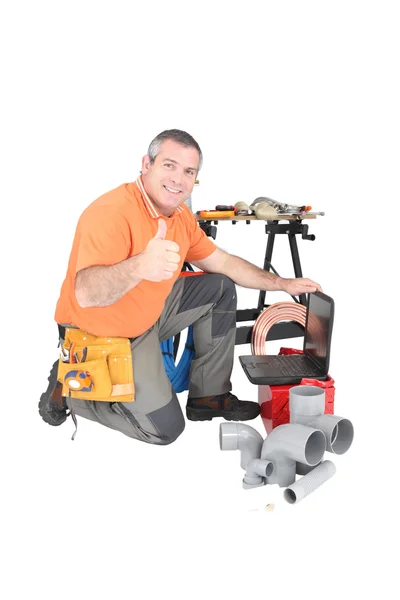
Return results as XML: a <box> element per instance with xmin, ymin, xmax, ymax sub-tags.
<box><xmin>57</xmin><ymin>328</ymin><xmax>135</xmax><ymax>402</ymax></box>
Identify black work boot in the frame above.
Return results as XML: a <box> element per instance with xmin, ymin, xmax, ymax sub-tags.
<box><xmin>38</xmin><ymin>360</ymin><xmax>68</xmax><ymax>426</ymax></box>
<box><xmin>186</xmin><ymin>392</ymin><xmax>260</xmax><ymax>422</ymax></box>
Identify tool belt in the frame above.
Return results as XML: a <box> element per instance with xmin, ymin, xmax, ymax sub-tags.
<box><xmin>57</xmin><ymin>327</ymin><xmax>135</xmax><ymax>403</ymax></box>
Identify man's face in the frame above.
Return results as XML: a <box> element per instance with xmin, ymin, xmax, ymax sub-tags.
<box><xmin>141</xmin><ymin>139</ymin><xmax>199</xmax><ymax>216</ymax></box>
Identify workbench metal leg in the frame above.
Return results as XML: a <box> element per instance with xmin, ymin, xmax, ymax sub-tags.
<box><xmin>257</xmin><ymin>229</ymin><xmax>276</xmax><ymax>311</ymax></box>
<box><xmin>288</xmin><ymin>233</ymin><xmax>306</xmax><ymax>306</ymax></box>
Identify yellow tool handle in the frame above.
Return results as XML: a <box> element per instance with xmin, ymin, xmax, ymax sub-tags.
<box><xmin>199</xmin><ymin>210</ymin><xmax>236</xmax><ymax>218</ymax></box>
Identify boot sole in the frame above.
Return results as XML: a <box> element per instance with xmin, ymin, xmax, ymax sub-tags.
<box><xmin>38</xmin><ymin>361</ymin><xmax>68</xmax><ymax>426</ymax></box>
<box><xmin>186</xmin><ymin>407</ymin><xmax>259</xmax><ymax>422</ymax></box>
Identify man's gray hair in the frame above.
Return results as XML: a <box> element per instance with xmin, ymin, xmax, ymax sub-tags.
<box><xmin>147</xmin><ymin>129</ymin><xmax>203</xmax><ymax>171</ymax></box>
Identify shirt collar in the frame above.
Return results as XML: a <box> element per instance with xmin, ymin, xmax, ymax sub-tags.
<box><xmin>135</xmin><ymin>176</ymin><xmax>184</xmax><ymax>218</ymax></box>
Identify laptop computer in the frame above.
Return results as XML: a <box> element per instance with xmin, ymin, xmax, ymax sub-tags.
<box><xmin>239</xmin><ymin>291</ymin><xmax>334</xmax><ymax>386</ymax></box>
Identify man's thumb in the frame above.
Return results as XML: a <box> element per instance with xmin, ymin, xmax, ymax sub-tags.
<box><xmin>154</xmin><ymin>218</ymin><xmax>167</xmax><ymax>240</ymax></box>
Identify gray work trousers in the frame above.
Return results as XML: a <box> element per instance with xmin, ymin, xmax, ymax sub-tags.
<box><xmin>66</xmin><ymin>274</ymin><xmax>237</xmax><ymax>445</ymax></box>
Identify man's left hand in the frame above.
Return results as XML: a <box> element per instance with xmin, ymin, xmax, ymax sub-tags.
<box><xmin>281</xmin><ymin>277</ymin><xmax>322</xmax><ymax>296</ymax></box>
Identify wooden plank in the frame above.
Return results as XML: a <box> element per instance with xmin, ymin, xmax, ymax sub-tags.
<box><xmin>196</xmin><ymin>214</ymin><xmax>316</xmax><ymax>222</ymax></box>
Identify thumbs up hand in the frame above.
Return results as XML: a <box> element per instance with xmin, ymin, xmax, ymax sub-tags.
<box><xmin>153</xmin><ymin>218</ymin><xmax>167</xmax><ymax>240</ymax></box>
<box><xmin>138</xmin><ymin>219</ymin><xmax>181</xmax><ymax>282</ymax></box>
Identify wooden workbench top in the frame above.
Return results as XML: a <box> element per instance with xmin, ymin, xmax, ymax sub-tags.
<box><xmin>196</xmin><ymin>214</ymin><xmax>316</xmax><ymax>221</ymax></box>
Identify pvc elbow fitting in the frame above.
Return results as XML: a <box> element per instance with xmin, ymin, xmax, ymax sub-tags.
<box><xmin>219</xmin><ymin>423</ymin><xmax>264</xmax><ymax>470</ymax></box>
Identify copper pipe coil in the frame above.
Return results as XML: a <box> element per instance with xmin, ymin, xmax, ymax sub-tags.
<box><xmin>251</xmin><ymin>302</ymin><xmax>307</xmax><ymax>355</ymax></box>
<box><xmin>251</xmin><ymin>302</ymin><xmax>325</xmax><ymax>356</ymax></box>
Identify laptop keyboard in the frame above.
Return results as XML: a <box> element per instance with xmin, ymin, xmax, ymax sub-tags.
<box><xmin>269</xmin><ymin>355</ymin><xmax>321</xmax><ymax>377</ymax></box>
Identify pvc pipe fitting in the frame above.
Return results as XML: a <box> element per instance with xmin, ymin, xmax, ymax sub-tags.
<box><xmin>311</xmin><ymin>414</ymin><xmax>354</xmax><ymax>454</ymax></box>
<box><xmin>289</xmin><ymin>385</ymin><xmax>325</xmax><ymax>425</ymax></box>
<box><xmin>243</xmin><ymin>458</ymin><xmax>274</xmax><ymax>489</ymax></box>
<box><xmin>260</xmin><ymin>423</ymin><xmax>326</xmax><ymax>487</ymax></box>
<box><xmin>219</xmin><ymin>423</ymin><xmax>264</xmax><ymax>470</ymax></box>
<box><xmin>289</xmin><ymin>385</ymin><xmax>354</xmax><ymax>455</ymax></box>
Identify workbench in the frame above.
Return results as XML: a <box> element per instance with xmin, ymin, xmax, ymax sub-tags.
<box><xmin>195</xmin><ymin>214</ymin><xmax>318</xmax><ymax>346</ymax></box>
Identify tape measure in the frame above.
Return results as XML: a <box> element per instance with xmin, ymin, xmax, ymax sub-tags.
<box><xmin>64</xmin><ymin>370</ymin><xmax>93</xmax><ymax>392</ymax></box>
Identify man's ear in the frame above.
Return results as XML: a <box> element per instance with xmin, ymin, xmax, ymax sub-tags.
<box><xmin>141</xmin><ymin>154</ymin><xmax>151</xmax><ymax>174</ymax></box>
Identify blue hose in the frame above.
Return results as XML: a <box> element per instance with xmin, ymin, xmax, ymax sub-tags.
<box><xmin>160</xmin><ymin>326</ymin><xmax>194</xmax><ymax>393</ymax></box>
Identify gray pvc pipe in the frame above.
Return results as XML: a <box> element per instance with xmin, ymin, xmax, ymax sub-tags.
<box><xmin>296</xmin><ymin>462</ymin><xmax>319</xmax><ymax>475</ymax></box>
<box><xmin>284</xmin><ymin>460</ymin><xmax>336</xmax><ymax>504</ymax></box>
<box><xmin>243</xmin><ymin>458</ymin><xmax>274</xmax><ymax>489</ymax></box>
<box><xmin>219</xmin><ymin>423</ymin><xmax>271</xmax><ymax>489</ymax></box>
<box><xmin>260</xmin><ymin>423</ymin><xmax>326</xmax><ymax>488</ymax></box>
<box><xmin>289</xmin><ymin>385</ymin><xmax>325</xmax><ymax>424</ymax></box>
<box><xmin>219</xmin><ymin>423</ymin><xmax>264</xmax><ymax>470</ymax></box>
<box><xmin>311</xmin><ymin>415</ymin><xmax>354</xmax><ymax>454</ymax></box>
<box><xmin>289</xmin><ymin>386</ymin><xmax>354</xmax><ymax>455</ymax></box>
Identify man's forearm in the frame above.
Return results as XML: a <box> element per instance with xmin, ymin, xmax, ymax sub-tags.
<box><xmin>75</xmin><ymin>255</ymin><xmax>144</xmax><ymax>308</ymax></box>
<box><xmin>219</xmin><ymin>253</ymin><xmax>283</xmax><ymax>291</ymax></box>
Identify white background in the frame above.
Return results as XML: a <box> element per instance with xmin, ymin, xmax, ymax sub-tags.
<box><xmin>1</xmin><ymin>1</ymin><xmax>399</xmax><ymax>599</ymax></box>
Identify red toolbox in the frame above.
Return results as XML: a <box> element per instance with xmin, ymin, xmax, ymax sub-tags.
<box><xmin>258</xmin><ymin>347</ymin><xmax>335</xmax><ymax>434</ymax></box>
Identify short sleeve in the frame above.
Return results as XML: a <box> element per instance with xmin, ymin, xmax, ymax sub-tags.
<box><xmin>185</xmin><ymin>214</ymin><xmax>217</xmax><ymax>262</ymax></box>
<box><xmin>75</xmin><ymin>205</ymin><xmax>131</xmax><ymax>273</ymax></box>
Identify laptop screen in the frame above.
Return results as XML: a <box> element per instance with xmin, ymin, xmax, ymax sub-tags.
<box><xmin>303</xmin><ymin>292</ymin><xmax>334</xmax><ymax>373</ymax></box>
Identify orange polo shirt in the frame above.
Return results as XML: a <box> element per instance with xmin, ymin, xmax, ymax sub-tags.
<box><xmin>54</xmin><ymin>177</ymin><xmax>217</xmax><ymax>337</ymax></box>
